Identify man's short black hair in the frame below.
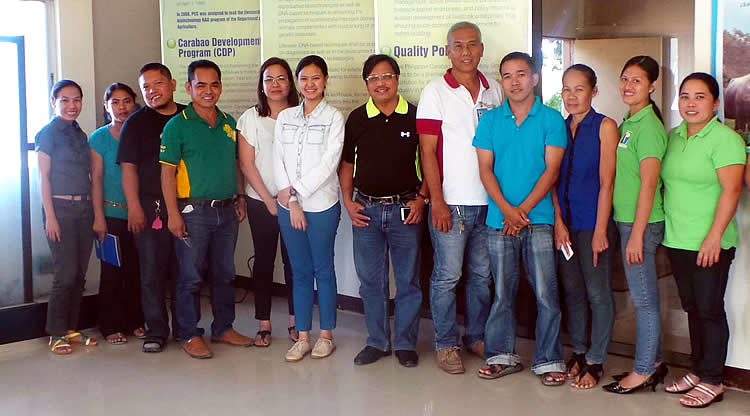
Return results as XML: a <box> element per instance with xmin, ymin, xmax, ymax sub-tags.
<box><xmin>362</xmin><ymin>54</ymin><xmax>400</xmax><ymax>81</ymax></box>
<box><xmin>187</xmin><ymin>60</ymin><xmax>222</xmax><ymax>82</ymax></box>
<box><xmin>500</xmin><ymin>52</ymin><xmax>538</xmax><ymax>75</ymax></box>
<box><xmin>139</xmin><ymin>62</ymin><xmax>173</xmax><ymax>80</ymax></box>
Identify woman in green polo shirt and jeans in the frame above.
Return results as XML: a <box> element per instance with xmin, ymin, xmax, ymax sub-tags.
<box><xmin>603</xmin><ymin>56</ymin><xmax>668</xmax><ymax>394</ymax></box>
<box><xmin>660</xmin><ymin>73</ymin><xmax>745</xmax><ymax>408</ymax></box>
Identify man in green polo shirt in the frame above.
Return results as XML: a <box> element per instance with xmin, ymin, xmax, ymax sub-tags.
<box><xmin>160</xmin><ymin>59</ymin><xmax>251</xmax><ymax>359</ymax></box>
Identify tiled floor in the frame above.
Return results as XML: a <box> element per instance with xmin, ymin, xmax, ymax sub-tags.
<box><xmin>1</xmin><ymin>295</ymin><xmax>748</xmax><ymax>416</ymax></box>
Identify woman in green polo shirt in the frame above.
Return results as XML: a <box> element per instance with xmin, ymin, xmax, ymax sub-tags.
<box><xmin>90</xmin><ymin>83</ymin><xmax>145</xmax><ymax>345</ymax></box>
<box><xmin>603</xmin><ymin>56</ymin><xmax>668</xmax><ymax>394</ymax></box>
<box><xmin>660</xmin><ymin>73</ymin><xmax>745</xmax><ymax>408</ymax></box>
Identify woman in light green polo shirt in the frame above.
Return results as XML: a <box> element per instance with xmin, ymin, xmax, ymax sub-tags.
<box><xmin>603</xmin><ymin>56</ymin><xmax>668</xmax><ymax>395</ymax></box>
<box><xmin>660</xmin><ymin>73</ymin><xmax>745</xmax><ymax>408</ymax></box>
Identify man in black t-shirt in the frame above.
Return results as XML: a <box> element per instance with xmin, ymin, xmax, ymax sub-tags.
<box><xmin>117</xmin><ymin>63</ymin><xmax>187</xmax><ymax>352</ymax></box>
<box><xmin>339</xmin><ymin>55</ymin><xmax>429</xmax><ymax>368</ymax></box>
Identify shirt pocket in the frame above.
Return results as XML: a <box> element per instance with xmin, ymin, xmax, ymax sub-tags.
<box><xmin>279</xmin><ymin>123</ymin><xmax>299</xmax><ymax>144</ymax></box>
<box><xmin>306</xmin><ymin>124</ymin><xmax>327</xmax><ymax>144</ymax></box>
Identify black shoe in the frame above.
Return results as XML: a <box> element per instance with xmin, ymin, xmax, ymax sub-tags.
<box><xmin>395</xmin><ymin>350</ymin><xmax>419</xmax><ymax>367</ymax></box>
<box><xmin>353</xmin><ymin>346</ymin><xmax>391</xmax><ymax>365</ymax></box>
<box><xmin>614</xmin><ymin>363</ymin><xmax>668</xmax><ymax>383</ymax></box>
<box><xmin>602</xmin><ymin>377</ymin><xmax>658</xmax><ymax>394</ymax></box>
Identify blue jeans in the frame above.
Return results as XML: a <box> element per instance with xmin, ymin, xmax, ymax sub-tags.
<box><xmin>485</xmin><ymin>224</ymin><xmax>565</xmax><ymax>374</ymax></box>
<box><xmin>428</xmin><ymin>205</ymin><xmax>491</xmax><ymax>350</ymax></box>
<box><xmin>352</xmin><ymin>196</ymin><xmax>423</xmax><ymax>351</ymax></box>
<box><xmin>278</xmin><ymin>202</ymin><xmax>341</xmax><ymax>332</ymax></box>
<box><xmin>616</xmin><ymin>221</ymin><xmax>664</xmax><ymax>376</ymax></box>
<box><xmin>133</xmin><ymin>197</ymin><xmax>179</xmax><ymax>342</ymax></box>
<box><xmin>558</xmin><ymin>225</ymin><xmax>615</xmax><ymax>365</ymax></box>
<box><xmin>174</xmin><ymin>204</ymin><xmax>239</xmax><ymax>342</ymax></box>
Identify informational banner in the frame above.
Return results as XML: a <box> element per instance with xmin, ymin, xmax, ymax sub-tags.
<box><xmin>716</xmin><ymin>0</ymin><xmax>750</xmax><ymax>139</ymax></box>
<box><xmin>160</xmin><ymin>0</ymin><xmax>261</xmax><ymax>118</ymax></box>
<box><xmin>261</xmin><ymin>0</ymin><xmax>375</xmax><ymax>114</ymax></box>
<box><xmin>377</xmin><ymin>0</ymin><xmax>530</xmax><ymax>104</ymax></box>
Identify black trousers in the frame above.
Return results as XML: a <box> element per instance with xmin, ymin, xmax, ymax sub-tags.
<box><xmin>666</xmin><ymin>247</ymin><xmax>735</xmax><ymax>385</ymax></box>
<box><xmin>98</xmin><ymin>217</ymin><xmax>145</xmax><ymax>336</ymax></box>
<box><xmin>246</xmin><ymin>197</ymin><xmax>293</xmax><ymax>320</ymax></box>
<box><xmin>44</xmin><ymin>199</ymin><xmax>94</xmax><ymax>336</ymax></box>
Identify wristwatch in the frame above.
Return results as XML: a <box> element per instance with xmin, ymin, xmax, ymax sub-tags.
<box><xmin>290</xmin><ymin>187</ymin><xmax>298</xmax><ymax>197</ymax></box>
<box><xmin>417</xmin><ymin>192</ymin><xmax>430</xmax><ymax>204</ymax></box>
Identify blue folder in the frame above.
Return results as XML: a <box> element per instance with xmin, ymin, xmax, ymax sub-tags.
<box><xmin>94</xmin><ymin>233</ymin><xmax>121</xmax><ymax>267</ymax></box>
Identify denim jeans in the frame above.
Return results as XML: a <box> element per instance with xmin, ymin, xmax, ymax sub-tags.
<box><xmin>44</xmin><ymin>199</ymin><xmax>94</xmax><ymax>336</ymax></box>
<box><xmin>352</xmin><ymin>195</ymin><xmax>423</xmax><ymax>351</ymax></box>
<box><xmin>558</xmin><ymin>224</ymin><xmax>615</xmax><ymax>365</ymax></box>
<box><xmin>667</xmin><ymin>247</ymin><xmax>734</xmax><ymax>385</ymax></box>
<box><xmin>133</xmin><ymin>197</ymin><xmax>179</xmax><ymax>342</ymax></box>
<box><xmin>428</xmin><ymin>205</ymin><xmax>491</xmax><ymax>350</ymax></box>
<box><xmin>616</xmin><ymin>221</ymin><xmax>664</xmax><ymax>376</ymax></box>
<box><xmin>278</xmin><ymin>202</ymin><xmax>341</xmax><ymax>332</ymax></box>
<box><xmin>246</xmin><ymin>197</ymin><xmax>294</xmax><ymax>319</ymax></box>
<box><xmin>485</xmin><ymin>224</ymin><xmax>564</xmax><ymax>374</ymax></box>
<box><xmin>174</xmin><ymin>204</ymin><xmax>239</xmax><ymax>342</ymax></box>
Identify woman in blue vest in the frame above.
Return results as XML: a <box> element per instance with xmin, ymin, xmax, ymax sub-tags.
<box><xmin>553</xmin><ymin>64</ymin><xmax>619</xmax><ymax>389</ymax></box>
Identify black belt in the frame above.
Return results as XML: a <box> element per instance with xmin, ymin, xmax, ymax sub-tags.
<box><xmin>356</xmin><ymin>189</ymin><xmax>417</xmax><ymax>205</ymax></box>
<box><xmin>178</xmin><ymin>198</ymin><xmax>234</xmax><ymax>208</ymax></box>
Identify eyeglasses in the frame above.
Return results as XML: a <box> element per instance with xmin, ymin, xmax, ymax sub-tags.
<box><xmin>263</xmin><ymin>76</ymin><xmax>289</xmax><ymax>84</ymax></box>
<box><xmin>365</xmin><ymin>73</ymin><xmax>397</xmax><ymax>83</ymax></box>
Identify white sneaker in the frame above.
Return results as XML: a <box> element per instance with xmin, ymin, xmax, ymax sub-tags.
<box><xmin>311</xmin><ymin>337</ymin><xmax>336</xmax><ymax>359</ymax></box>
<box><xmin>285</xmin><ymin>339</ymin><xmax>311</xmax><ymax>362</ymax></box>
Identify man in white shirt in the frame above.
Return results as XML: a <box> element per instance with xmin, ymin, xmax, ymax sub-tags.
<box><xmin>416</xmin><ymin>21</ymin><xmax>503</xmax><ymax>374</ymax></box>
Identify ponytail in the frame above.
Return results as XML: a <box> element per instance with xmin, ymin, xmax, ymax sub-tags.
<box><xmin>648</xmin><ymin>97</ymin><xmax>663</xmax><ymax>124</ymax></box>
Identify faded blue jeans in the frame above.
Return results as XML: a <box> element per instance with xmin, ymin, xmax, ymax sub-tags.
<box><xmin>616</xmin><ymin>221</ymin><xmax>664</xmax><ymax>376</ymax></box>
<box><xmin>352</xmin><ymin>195</ymin><xmax>422</xmax><ymax>352</ymax></box>
<box><xmin>485</xmin><ymin>224</ymin><xmax>565</xmax><ymax>375</ymax></box>
<box><xmin>428</xmin><ymin>204</ymin><xmax>491</xmax><ymax>350</ymax></box>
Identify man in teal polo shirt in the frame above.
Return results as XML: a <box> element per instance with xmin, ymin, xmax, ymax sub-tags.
<box><xmin>472</xmin><ymin>52</ymin><xmax>567</xmax><ymax>384</ymax></box>
<box><xmin>160</xmin><ymin>59</ymin><xmax>251</xmax><ymax>359</ymax></box>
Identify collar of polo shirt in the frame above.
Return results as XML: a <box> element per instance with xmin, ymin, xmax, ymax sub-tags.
<box><xmin>675</xmin><ymin>115</ymin><xmax>720</xmax><ymax>140</ymax></box>
<box><xmin>181</xmin><ymin>103</ymin><xmax>229</xmax><ymax>123</ymax></box>
<box><xmin>624</xmin><ymin>103</ymin><xmax>655</xmax><ymax>122</ymax></box>
<box><xmin>366</xmin><ymin>94</ymin><xmax>408</xmax><ymax>118</ymax></box>
<box><xmin>500</xmin><ymin>96</ymin><xmax>542</xmax><ymax>118</ymax></box>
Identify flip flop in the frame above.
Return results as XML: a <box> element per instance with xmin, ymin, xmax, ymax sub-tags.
<box><xmin>255</xmin><ymin>330</ymin><xmax>272</xmax><ymax>347</ymax></box>
<box><xmin>477</xmin><ymin>363</ymin><xmax>524</xmax><ymax>380</ymax></box>
<box><xmin>133</xmin><ymin>328</ymin><xmax>147</xmax><ymax>339</ymax></box>
<box><xmin>106</xmin><ymin>332</ymin><xmax>127</xmax><ymax>345</ymax></box>
<box><xmin>143</xmin><ymin>336</ymin><xmax>164</xmax><ymax>353</ymax></box>
<box><xmin>541</xmin><ymin>371</ymin><xmax>566</xmax><ymax>386</ymax></box>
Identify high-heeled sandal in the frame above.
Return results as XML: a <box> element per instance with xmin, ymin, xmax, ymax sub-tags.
<box><xmin>666</xmin><ymin>374</ymin><xmax>698</xmax><ymax>394</ymax></box>
<box><xmin>681</xmin><ymin>384</ymin><xmax>724</xmax><ymax>408</ymax></box>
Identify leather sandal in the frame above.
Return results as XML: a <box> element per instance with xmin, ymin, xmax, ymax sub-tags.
<box><xmin>49</xmin><ymin>336</ymin><xmax>72</xmax><ymax>355</ymax></box>
<box><xmin>565</xmin><ymin>352</ymin><xmax>586</xmax><ymax>379</ymax></box>
<box><xmin>255</xmin><ymin>330</ymin><xmax>272</xmax><ymax>347</ymax></box>
<box><xmin>572</xmin><ymin>363</ymin><xmax>603</xmax><ymax>389</ymax></box>
<box><xmin>681</xmin><ymin>384</ymin><xmax>724</xmax><ymax>408</ymax></box>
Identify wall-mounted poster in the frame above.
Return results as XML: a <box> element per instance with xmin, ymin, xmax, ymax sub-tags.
<box><xmin>160</xmin><ymin>0</ymin><xmax>262</xmax><ymax>119</ymax></box>
<box><xmin>716</xmin><ymin>0</ymin><xmax>750</xmax><ymax>140</ymax></box>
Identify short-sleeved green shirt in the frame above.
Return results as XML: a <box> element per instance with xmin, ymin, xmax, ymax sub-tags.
<box><xmin>661</xmin><ymin>117</ymin><xmax>746</xmax><ymax>250</ymax></box>
<box><xmin>89</xmin><ymin>126</ymin><xmax>127</xmax><ymax>219</ymax></box>
<box><xmin>159</xmin><ymin>104</ymin><xmax>238</xmax><ymax>200</ymax></box>
<box><xmin>613</xmin><ymin>105</ymin><xmax>667</xmax><ymax>223</ymax></box>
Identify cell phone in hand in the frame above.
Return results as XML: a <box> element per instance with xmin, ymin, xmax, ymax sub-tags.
<box><xmin>400</xmin><ymin>206</ymin><xmax>411</xmax><ymax>222</ymax></box>
<box><xmin>560</xmin><ymin>242</ymin><xmax>573</xmax><ymax>261</ymax></box>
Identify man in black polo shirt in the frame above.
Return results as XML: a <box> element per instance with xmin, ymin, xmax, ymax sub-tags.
<box><xmin>116</xmin><ymin>63</ymin><xmax>186</xmax><ymax>353</ymax></box>
<box><xmin>339</xmin><ymin>54</ymin><xmax>428</xmax><ymax>367</ymax></box>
